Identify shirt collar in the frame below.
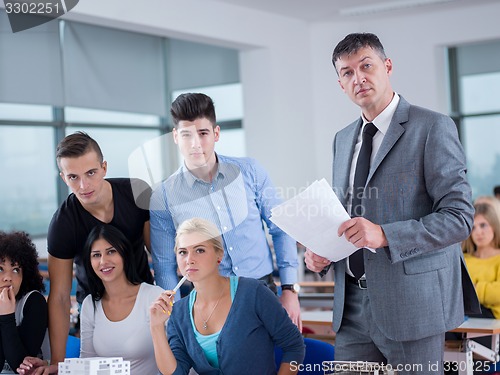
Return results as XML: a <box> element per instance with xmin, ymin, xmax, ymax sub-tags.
<box><xmin>361</xmin><ymin>92</ymin><xmax>400</xmax><ymax>135</ymax></box>
<box><xmin>181</xmin><ymin>153</ymin><xmax>225</xmax><ymax>188</ymax></box>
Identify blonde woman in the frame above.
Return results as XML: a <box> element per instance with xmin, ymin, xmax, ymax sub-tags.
<box><xmin>150</xmin><ymin>218</ymin><xmax>304</xmax><ymax>375</ymax></box>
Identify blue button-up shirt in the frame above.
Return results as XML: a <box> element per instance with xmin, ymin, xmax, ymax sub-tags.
<box><xmin>150</xmin><ymin>154</ymin><xmax>298</xmax><ymax>291</ymax></box>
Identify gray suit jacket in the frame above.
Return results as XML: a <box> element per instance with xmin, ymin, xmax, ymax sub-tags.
<box><xmin>331</xmin><ymin>96</ymin><xmax>480</xmax><ymax>342</ymax></box>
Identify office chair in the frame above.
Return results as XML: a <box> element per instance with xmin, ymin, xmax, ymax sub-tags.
<box><xmin>275</xmin><ymin>337</ymin><xmax>335</xmax><ymax>375</ymax></box>
<box><xmin>65</xmin><ymin>334</ymin><xmax>80</xmax><ymax>358</ymax></box>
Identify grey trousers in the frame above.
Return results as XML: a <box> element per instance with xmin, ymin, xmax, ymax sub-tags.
<box><xmin>335</xmin><ymin>280</ymin><xmax>445</xmax><ymax>375</ymax></box>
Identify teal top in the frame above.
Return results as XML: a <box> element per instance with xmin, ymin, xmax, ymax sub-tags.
<box><xmin>188</xmin><ymin>277</ymin><xmax>239</xmax><ymax>368</ymax></box>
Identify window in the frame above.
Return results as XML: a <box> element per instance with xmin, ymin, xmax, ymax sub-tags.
<box><xmin>66</xmin><ymin>126</ymin><xmax>164</xmax><ymax>180</ymax></box>
<box><xmin>0</xmin><ymin>9</ymin><xmax>241</xmax><ymax>239</ymax></box>
<box><xmin>65</xmin><ymin>107</ymin><xmax>161</xmax><ymax>127</ymax></box>
<box><xmin>0</xmin><ymin>126</ymin><xmax>57</xmax><ymax>236</ymax></box>
<box><xmin>172</xmin><ymin>83</ymin><xmax>246</xmax><ymax>168</ymax></box>
<box><xmin>0</xmin><ymin>103</ymin><xmax>53</xmax><ymax>121</ymax></box>
<box><xmin>449</xmin><ymin>41</ymin><xmax>500</xmax><ymax>199</ymax></box>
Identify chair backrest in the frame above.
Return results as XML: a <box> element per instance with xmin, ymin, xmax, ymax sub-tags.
<box><xmin>275</xmin><ymin>337</ymin><xmax>335</xmax><ymax>375</ymax></box>
<box><xmin>15</xmin><ymin>290</ymin><xmax>51</xmax><ymax>360</ymax></box>
<box><xmin>65</xmin><ymin>335</ymin><xmax>81</xmax><ymax>358</ymax></box>
<box><xmin>302</xmin><ymin>338</ymin><xmax>335</xmax><ymax>375</ymax></box>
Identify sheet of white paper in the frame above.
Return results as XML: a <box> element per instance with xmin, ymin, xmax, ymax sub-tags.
<box><xmin>270</xmin><ymin>178</ymin><xmax>358</xmax><ymax>262</ymax></box>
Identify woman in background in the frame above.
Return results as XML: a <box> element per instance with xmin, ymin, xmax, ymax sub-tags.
<box><xmin>0</xmin><ymin>231</ymin><xmax>47</xmax><ymax>374</ymax></box>
<box><xmin>150</xmin><ymin>217</ymin><xmax>304</xmax><ymax>375</ymax></box>
<box><xmin>463</xmin><ymin>201</ymin><xmax>500</xmax><ymax>319</ymax></box>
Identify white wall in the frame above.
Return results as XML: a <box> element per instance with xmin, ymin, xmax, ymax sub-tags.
<box><xmin>61</xmin><ymin>0</ymin><xmax>316</xmax><ymax>195</ymax></box>
<box><xmin>21</xmin><ymin>0</ymin><xmax>500</xmax><ymax>194</ymax></box>
<box><xmin>5</xmin><ymin>0</ymin><xmax>499</xmax><ymax>257</ymax></box>
<box><xmin>310</xmin><ymin>2</ymin><xmax>500</xmax><ymax>181</ymax></box>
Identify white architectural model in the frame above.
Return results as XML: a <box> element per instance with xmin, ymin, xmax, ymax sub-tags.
<box><xmin>58</xmin><ymin>357</ymin><xmax>130</xmax><ymax>375</ymax></box>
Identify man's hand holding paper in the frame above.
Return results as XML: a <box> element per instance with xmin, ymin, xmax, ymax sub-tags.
<box><xmin>338</xmin><ymin>217</ymin><xmax>388</xmax><ymax>250</ymax></box>
<box><xmin>270</xmin><ymin>178</ymin><xmax>361</xmax><ymax>262</ymax></box>
<box><xmin>304</xmin><ymin>248</ymin><xmax>331</xmax><ymax>272</ymax></box>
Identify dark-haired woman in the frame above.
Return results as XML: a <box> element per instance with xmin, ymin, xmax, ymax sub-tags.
<box><xmin>0</xmin><ymin>231</ymin><xmax>47</xmax><ymax>374</ymax></box>
<box><xmin>79</xmin><ymin>225</ymin><xmax>163</xmax><ymax>374</ymax></box>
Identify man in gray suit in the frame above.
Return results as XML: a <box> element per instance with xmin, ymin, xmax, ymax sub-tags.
<box><xmin>305</xmin><ymin>33</ymin><xmax>480</xmax><ymax>373</ymax></box>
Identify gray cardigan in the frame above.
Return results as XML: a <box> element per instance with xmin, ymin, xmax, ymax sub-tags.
<box><xmin>167</xmin><ymin>277</ymin><xmax>305</xmax><ymax>375</ymax></box>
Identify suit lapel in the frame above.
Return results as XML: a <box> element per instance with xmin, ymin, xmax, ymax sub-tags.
<box><xmin>334</xmin><ymin>119</ymin><xmax>361</xmax><ymax>206</ymax></box>
<box><xmin>367</xmin><ymin>97</ymin><xmax>410</xmax><ymax>183</ymax></box>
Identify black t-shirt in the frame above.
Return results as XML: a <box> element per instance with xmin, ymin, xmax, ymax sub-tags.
<box><xmin>47</xmin><ymin>178</ymin><xmax>154</xmax><ymax>303</ymax></box>
<box><xmin>0</xmin><ymin>291</ymin><xmax>47</xmax><ymax>372</ymax></box>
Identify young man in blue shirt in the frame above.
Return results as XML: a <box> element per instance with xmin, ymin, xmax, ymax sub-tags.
<box><xmin>150</xmin><ymin>93</ymin><xmax>301</xmax><ymax>328</ymax></box>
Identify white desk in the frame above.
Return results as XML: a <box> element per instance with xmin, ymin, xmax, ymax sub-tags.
<box><xmin>302</xmin><ymin>310</ymin><xmax>335</xmax><ymax>337</ymax></box>
<box><xmin>302</xmin><ymin>310</ymin><xmax>332</xmax><ymax>326</ymax></box>
<box><xmin>444</xmin><ymin>318</ymin><xmax>500</xmax><ymax>375</ymax></box>
<box><xmin>301</xmin><ymin>312</ymin><xmax>500</xmax><ymax>375</ymax></box>
<box><xmin>299</xmin><ymin>293</ymin><xmax>335</xmax><ymax>308</ymax></box>
<box><xmin>297</xmin><ymin>282</ymin><xmax>334</xmax><ymax>308</ymax></box>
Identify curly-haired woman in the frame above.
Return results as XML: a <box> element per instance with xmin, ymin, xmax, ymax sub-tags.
<box><xmin>0</xmin><ymin>231</ymin><xmax>47</xmax><ymax>374</ymax></box>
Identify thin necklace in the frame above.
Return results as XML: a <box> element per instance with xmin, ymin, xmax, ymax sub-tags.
<box><xmin>198</xmin><ymin>280</ymin><xmax>226</xmax><ymax>330</ymax></box>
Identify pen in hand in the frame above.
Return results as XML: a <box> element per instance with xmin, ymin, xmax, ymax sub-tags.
<box><xmin>159</xmin><ymin>275</ymin><xmax>188</xmax><ymax>316</ymax></box>
<box><xmin>172</xmin><ymin>274</ymin><xmax>188</xmax><ymax>294</ymax></box>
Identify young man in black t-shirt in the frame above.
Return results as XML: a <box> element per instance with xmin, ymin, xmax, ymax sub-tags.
<box><xmin>44</xmin><ymin>132</ymin><xmax>154</xmax><ymax>374</ymax></box>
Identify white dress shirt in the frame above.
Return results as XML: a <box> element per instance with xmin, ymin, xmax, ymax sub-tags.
<box><xmin>346</xmin><ymin>93</ymin><xmax>400</xmax><ymax>277</ymax></box>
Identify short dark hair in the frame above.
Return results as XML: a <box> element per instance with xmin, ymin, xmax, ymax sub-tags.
<box><xmin>494</xmin><ymin>186</ymin><xmax>500</xmax><ymax>196</ymax></box>
<box><xmin>332</xmin><ymin>32</ymin><xmax>387</xmax><ymax>74</ymax></box>
<box><xmin>56</xmin><ymin>131</ymin><xmax>103</xmax><ymax>169</ymax></box>
<box><xmin>0</xmin><ymin>231</ymin><xmax>45</xmax><ymax>299</ymax></box>
<box><xmin>170</xmin><ymin>93</ymin><xmax>216</xmax><ymax>128</ymax></box>
<box><xmin>83</xmin><ymin>225</ymin><xmax>141</xmax><ymax>302</ymax></box>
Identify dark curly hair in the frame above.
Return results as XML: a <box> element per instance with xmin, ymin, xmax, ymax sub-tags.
<box><xmin>83</xmin><ymin>225</ymin><xmax>141</xmax><ymax>303</ymax></box>
<box><xmin>0</xmin><ymin>231</ymin><xmax>45</xmax><ymax>299</ymax></box>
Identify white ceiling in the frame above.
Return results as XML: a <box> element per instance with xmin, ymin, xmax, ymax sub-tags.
<box><xmin>208</xmin><ymin>0</ymin><xmax>497</xmax><ymax>22</ymax></box>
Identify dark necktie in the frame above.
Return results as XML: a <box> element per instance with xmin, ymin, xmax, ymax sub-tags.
<box><xmin>349</xmin><ymin>122</ymin><xmax>378</xmax><ymax>279</ymax></box>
